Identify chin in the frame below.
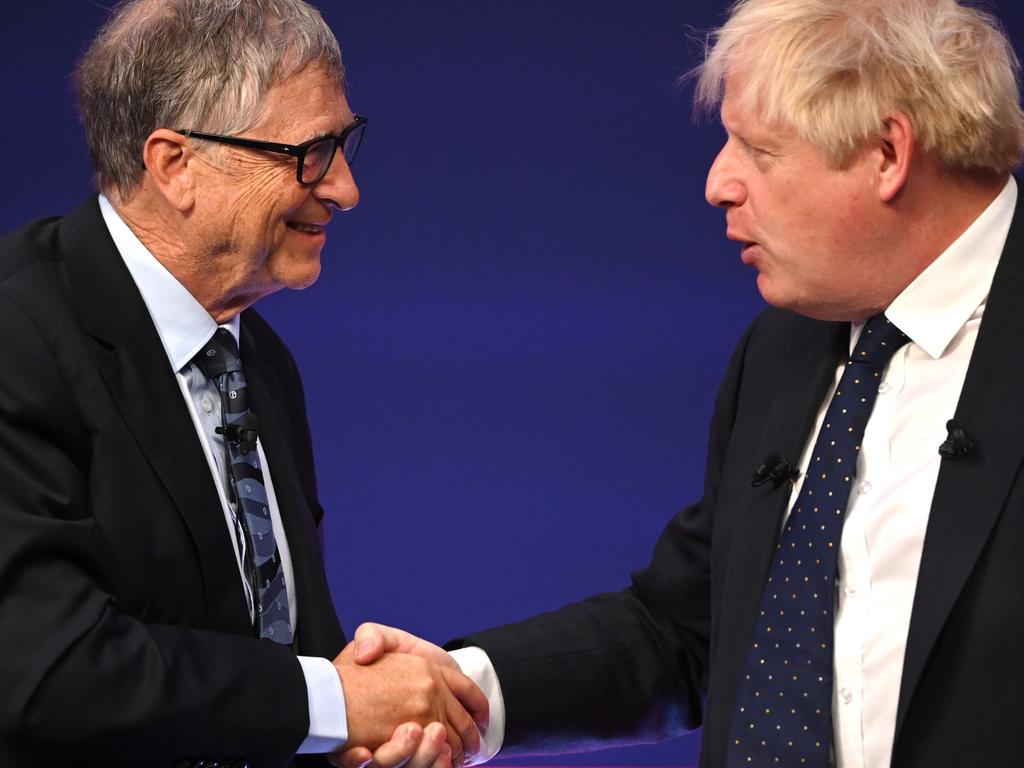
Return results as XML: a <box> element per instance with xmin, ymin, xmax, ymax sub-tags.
<box><xmin>292</xmin><ymin>267</ymin><xmax>321</xmax><ymax>290</ymax></box>
<box><xmin>274</xmin><ymin>257</ymin><xmax>322</xmax><ymax>291</ymax></box>
<box><xmin>755</xmin><ymin>277</ymin><xmax>817</xmax><ymax>319</ymax></box>
<box><xmin>755</xmin><ymin>274</ymin><xmax>790</xmax><ymax>309</ymax></box>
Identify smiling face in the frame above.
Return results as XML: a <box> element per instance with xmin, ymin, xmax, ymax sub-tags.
<box><xmin>704</xmin><ymin>74</ymin><xmax>895</xmax><ymax>322</ymax></box>
<box><xmin>186</xmin><ymin>64</ymin><xmax>360</xmax><ymax>318</ymax></box>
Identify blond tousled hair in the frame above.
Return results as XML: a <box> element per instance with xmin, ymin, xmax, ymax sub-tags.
<box><xmin>695</xmin><ymin>0</ymin><xmax>1024</xmax><ymax>173</ymax></box>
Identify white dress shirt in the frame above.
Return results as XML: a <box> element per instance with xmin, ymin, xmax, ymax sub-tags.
<box><xmin>98</xmin><ymin>195</ymin><xmax>347</xmax><ymax>753</ymax></box>
<box><xmin>817</xmin><ymin>177</ymin><xmax>1016</xmax><ymax>767</ymax></box>
<box><xmin>460</xmin><ymin>176</ymin><xmax>1018</xmax><ymax>767</ymax></box>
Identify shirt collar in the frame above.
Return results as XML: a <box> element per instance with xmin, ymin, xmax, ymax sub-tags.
<box><xmin>876</xmin><ymin>176</ymin><xmax>1017</xmax><ymax>359</ymax></box>
<box><xmin>98</xmin><ymin>194</ymin><xmax>240</xmax><ymax>372</ymax></box>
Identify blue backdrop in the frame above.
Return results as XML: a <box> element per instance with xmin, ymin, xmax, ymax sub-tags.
<box><xmin>4</xmin><ymin>1</ymin><xmax>1023</xmax><ymax>764</ymax></box>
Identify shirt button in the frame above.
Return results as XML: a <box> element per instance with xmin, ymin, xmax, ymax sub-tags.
<box><xmin>843</xmin><ymin>584</ymin><xmax>857</xmax><ymax>597</ymax></box>
<box><xmin>201</xmin><ymin>397</ymin><xmax>213</xmax><ymax>413</ymax></box>
<box><xmin>877</xmin><ymin>382</ymin><xmax>892</xmax><ymax>394</ymax></box>
<box><xmin>859</xmin><ymin>480</ymin><xmax>872</xmax><ymax>495</ymax></box>
<box><xmin>840</xmin><ymin>688</ymin><xmax>853</xmax><ymax>705</ymax></box>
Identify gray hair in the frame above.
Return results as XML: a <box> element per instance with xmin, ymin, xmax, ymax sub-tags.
<box><xmin>75</xmin><ymin>0</ymin><xmax>344</xmax><ymax>195</ymax></box>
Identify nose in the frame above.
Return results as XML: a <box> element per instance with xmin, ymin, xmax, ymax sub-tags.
<box><xmin>705</xmin><ymin>142</ymin><xmax>745</xmax><ymax>209</ymax></box>
<box><xmin>314</xmin><ymin>150</ymin><xmax>360</xmax><ymax>211</ymax></box>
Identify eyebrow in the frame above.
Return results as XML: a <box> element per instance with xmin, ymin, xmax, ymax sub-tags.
<box><xmin>298</xmin><ymin>116</ymin><xmax>358</xmax><ymax>145</ymax></box>
<box><xmin>300</xmin><ymin>130</ymin><xmax>336</xmax><ymax>144</ymax></box>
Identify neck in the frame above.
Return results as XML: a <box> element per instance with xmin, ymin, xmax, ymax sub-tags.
<box><xmin>864</xmin><ymin>166</ymin><xmax>1008</xmax><ymax>318</ymax></box>
<box><xmin>905</xmin><ymin>166</ymin><xmax>1006</xmax><ymax>263</ymax></box>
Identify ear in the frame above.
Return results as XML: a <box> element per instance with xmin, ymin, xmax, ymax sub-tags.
<box><xmin>142</xmin><ymin>129</ymin><xmax>197</xmax><ymax>211</ymax></box>
<box><xmin>875</xmin><ymin>112</ymin><xmax>914</xmax><ymax>203</ymax></box>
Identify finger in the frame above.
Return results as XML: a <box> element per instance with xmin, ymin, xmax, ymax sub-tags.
<box><xmin>441</xmin><ymin>667</ymin><xmax>490</xmax><ymax>729</ymax></box>
<box><xmin>352</xmin><ymin>624</ymin><xmax>457</xmax><ymax>668</ymax></box>
<box><xmin>352</xmin><ymin>622</ymin><xmax>395</xmax><ymax>664</ymax></box>
<box><xmin>366</xmin><ymin>722</ymin><xmax>425</xmax><ymax>768</ymax></box>
<box><xmin>442</xmin><ymin>721</ymin><xmax>464</xmax><ymax>768</ymax></box>
<box><xmin>406</xmin><ymin>722</ymin><xmax>449</xmax><ymax>768</ymax></box>
<box><xmin>438</xmin><ymin>684</ymin><xmax>479</xmax><ymax>761</ymax></box>
<box><xmin>432</xmin><ymin>742</ymin><xmax>453</xmax><ymax>768</ymax></box>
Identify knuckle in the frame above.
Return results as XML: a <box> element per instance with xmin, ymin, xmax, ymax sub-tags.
<box><xmin>410</xmin><ymin>698</ymin><xmax>433</xmax><ymax>719</ymax></box>
<box><xmin>419</xmin><ymin>675</ymin><xmax>440</xmax><ymax>698</ymax></box>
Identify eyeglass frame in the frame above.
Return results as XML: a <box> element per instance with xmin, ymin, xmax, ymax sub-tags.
<box><xmin>174</xmin><ymin>115</ymin><xmax>367</xmax><ymax>185</ymax></box>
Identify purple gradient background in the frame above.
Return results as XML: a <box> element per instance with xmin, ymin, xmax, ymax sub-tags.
<box><xmin>4</xmin><ymin>1</ymin><xmax>1022</xmax><ymax>764</ymax></box>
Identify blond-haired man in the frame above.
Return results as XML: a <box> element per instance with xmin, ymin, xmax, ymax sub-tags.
<box><xmin>347</xmin><ymin>1</ymin><xmax>1024</xmax><ymax>766</ymax></box>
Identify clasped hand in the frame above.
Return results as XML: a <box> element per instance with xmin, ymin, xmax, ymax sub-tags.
<box><xmin>331</xmin><ymin>624</ymin><xmax>488</xmax><ymax>768</ymax></box>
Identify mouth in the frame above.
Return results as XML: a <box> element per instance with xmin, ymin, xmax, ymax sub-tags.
<box><xmin>286</xmin><ymin>221</ymin><xmax>328</xmax><ymax>238</ymax></box>
<box><xmin>727</xmin><ymin>229</ymin><xmax>760</xmax><ymax>263</ymax></box>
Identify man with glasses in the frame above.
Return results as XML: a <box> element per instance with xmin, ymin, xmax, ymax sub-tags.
<box><xmin>0</xmin><ymin>1</ymin><xmax>484</xmax><ymax>767</ymax></box>
<box><xmin>176</xmin><ymin>117</ymin><xmax>368</xmax><ymax>187</ymax></box>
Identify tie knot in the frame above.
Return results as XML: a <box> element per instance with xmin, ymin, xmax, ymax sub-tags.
<box><xmin>193</xmin><ymin>328</ymin><xmax>242</xmax><ymax>379</ymax></box>
<box><xmin>850</xmin><ymin>314</ymin><xmax>909</xmax><ymax>367</ymax></box>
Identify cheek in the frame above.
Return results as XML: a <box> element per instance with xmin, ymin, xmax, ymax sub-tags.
<box><xmin>269</xmin><ymin>189</ymin><xmax>314</xmax><ymax>234</ymax></box>
<box><xmin>773</xmin><ymin>186</ymin><xmax>848</xmax><ymax>252</ymax></box>
<box><xmin>823</xmin><ymin>191</ymin><xmax>878</xmax><ymax>257</ymax></box>
<box><xmin>231</xmin><ymin>169</ymin><xmax>300</xmax><ymax>231</ymax></box>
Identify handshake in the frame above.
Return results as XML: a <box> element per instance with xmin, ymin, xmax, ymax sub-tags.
<box><xmin>329</xmin><ymin>624</ymin><xmax>490</xmax><ymax>768</ymax></box>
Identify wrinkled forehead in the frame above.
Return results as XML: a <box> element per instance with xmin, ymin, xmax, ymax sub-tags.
<box><xmin>267</xmin><ymin>69</ymin><xmax>350</xmax><ymax>131</ymax></box>
<box><xmin>249</xmin><ymin>62</ymin><xmax>351</xmax><ymax>130</ymax></box>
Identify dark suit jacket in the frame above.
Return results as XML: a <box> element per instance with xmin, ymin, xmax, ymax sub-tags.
<box><xmin>459</xmin><ymin>193</ymin><xmax>1024</xmax><ymax>767</ymax></box>
<box><xmin>0</xmin><ymin>198</ymin><xmax>346</xmax><ymax>768</ymax></box>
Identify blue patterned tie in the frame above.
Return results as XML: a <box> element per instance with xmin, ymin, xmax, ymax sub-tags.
<box><xmin>194</xmin><ymin>328</ymin><xmax>294</xmax><ymax>645</ymax></box>
<box><xmin>725</xmin><ymin>314</ymin><xmax>909</xmax><ymax>767</ymax></box>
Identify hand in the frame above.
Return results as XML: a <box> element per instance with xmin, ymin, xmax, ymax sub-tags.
<box><xmin>351</xmin><ymin>623</ymin><xmax>489</xmax><ymax>735</ymax></box>
<box><xmin>351</xmin><ymin>623</ymin><xmax>458</xmax><ymax>671</ymax></box>
<box><xmin>330</xmin><ymin>721</ymin><xmax>452</xmax><ymax>768</ymax></box>
<box><xmin>333</xmin><ymin>641</ymin><xmax>487</xmax><ymax>765</ymax></box>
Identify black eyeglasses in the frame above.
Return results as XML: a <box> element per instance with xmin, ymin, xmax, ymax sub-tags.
<box><xmin>176</xmin><ymin>115</ymin><xmax>367</xmax><ymax>185</ymax></box>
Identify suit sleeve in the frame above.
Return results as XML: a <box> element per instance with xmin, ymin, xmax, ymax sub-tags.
<box><xmin>448</xmin><ymin>316</ymin><xmax>759</xmax><ymax>756</ymax></box>
<box><xmin>0</xmin><ymin>291</ymin><xmax>310</xmax><ymax>768</ymax></box>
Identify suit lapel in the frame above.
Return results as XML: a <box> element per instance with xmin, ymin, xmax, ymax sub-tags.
<box><xmin>711</xmin><ymin>317</ymin><xmax>848</xmax><ymax>733</ymax></box>
<box><xmin>241</xmin><ymin>322</ymin><xmax>346</xmax><ymax>655</ymax></box>
<box><xmin>60</xmin><ymin>197</ymin><xmax>252</xmax><ymax>634</ymax></box>
<box><xmin>895</xmin><ymin>195</ymin><xmax>1024</xmax><ymax>737</ymax></box>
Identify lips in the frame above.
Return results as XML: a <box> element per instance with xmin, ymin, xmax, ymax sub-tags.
<box><xmin>287</xmin><ymin>221</ymin><xmax>326</xmax><ymax>235</ymax></box>
<box><xmin>724</xmin><ymin>226</ymin><xmax>759</xmax><ymax>260</ymax></box>
<box><xmin>726</xmin><ymin>227</ymin><xmax>753</xmax><ymax>243</ymax></box>
<box><xmin>739</xmin><ymin>242</ymin><xmax>759</xmax><ymax>264</ymax></box>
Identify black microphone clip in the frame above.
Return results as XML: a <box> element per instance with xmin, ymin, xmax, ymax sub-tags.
<box><xmin>938</xmin><ymin>419</ymin><xmax>972</xmax><ymax>460</ymax></box>
<box><xmin>216</xmin><ymin>412</ymin><xmax>261</xmax><ymax>455</ymax></box>
<box><xmin>752</xmin><ymin>453</ymin><xmax>801</xmax><ymax>488</ymax></box>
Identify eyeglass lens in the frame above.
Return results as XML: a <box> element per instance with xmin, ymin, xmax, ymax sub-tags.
<box><xmin>301</xmin><ymin>122</ymin><xmax>366</xmax><ymax>183</ymax></box>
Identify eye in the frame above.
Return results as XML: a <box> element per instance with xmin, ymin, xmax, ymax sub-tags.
<box><xmin>305</xmin><ymin>138</ymin><xmax>334</xmax><ymax>167</ymax></box>
<box><xmin>741</xmin><ymin>138</ymin><xmax>773</xmax><ymax>157</ymax></box>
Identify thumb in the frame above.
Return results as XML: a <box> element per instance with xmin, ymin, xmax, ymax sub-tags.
<box><xmin>352</xmin><ymin>622</ymin><xmax>400</xmax><ymax>664</ymax></box>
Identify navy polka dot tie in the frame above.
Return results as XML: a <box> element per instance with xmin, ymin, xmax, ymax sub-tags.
<box><xmin>194</xmin><ymin>329</ymin><xmax>294</xmax><ymax>645</ymax></box>
<box><xmin>724</xmin><ymin>314</ymin><xmax>909</xmax><ymax>767</ymax></box>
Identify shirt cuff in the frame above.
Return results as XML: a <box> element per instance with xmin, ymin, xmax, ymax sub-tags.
<box><xmin>296</xmin><ymin>655</ymin><xmax>348</xmax><ymax>753</ymax></box>
<box><xmin>450</xmin><ymin>646</ymin><xmax>505</xmax><ymax>765</ymax></box>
